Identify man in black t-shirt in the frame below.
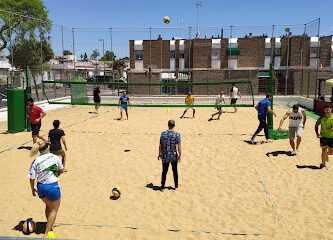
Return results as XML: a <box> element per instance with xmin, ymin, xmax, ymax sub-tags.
<box><xmin>48</xmin><ymin>120</ymin><xmax>68</xmax><ymax>167</ymax></box>
<box><xmin>93</xmin><ymin>85</ymin><xmax>101</xmax><ymax>113</ymax></box>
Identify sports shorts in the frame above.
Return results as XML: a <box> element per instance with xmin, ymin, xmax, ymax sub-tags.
<box><xmin>31</xmin><ymin>124</ymin><xmax>41</xmax><ymax>136</ymax></box>
<box><xmin>37</xmin><ymin>182</ymin><xmax>61</xmax><ymax>201</ymax></box>
<box><xmin>289</xmin><ymin>125</ymin><xmax>303</xmax><ymax>140</ymax></box>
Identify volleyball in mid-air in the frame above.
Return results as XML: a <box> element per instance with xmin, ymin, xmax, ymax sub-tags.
<box><xmin>163</xmin><ymin>16</ymin><xmax>170</xmax><ymax>24</ymax></box>
<box><xmin>23</xmin><ymin>219</ymin><xmax>36</xmax><ymax>235</ymax></box>
<box><xmin>112</xmin><ymin>186</ymin><xmax>122</xmax><ymax>198</ymax></box>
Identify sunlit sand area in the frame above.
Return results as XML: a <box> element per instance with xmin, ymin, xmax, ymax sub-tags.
<box><xmin>1</xmin><ymin>105</ymin><xmax>333</xmax><ymax>239</ymax></box>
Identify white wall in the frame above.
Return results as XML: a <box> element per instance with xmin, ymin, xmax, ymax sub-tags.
<box><xmin>135</xmin><ymin>60</ymin><xmax>143</xmax><ymax>70</ymax></box>
<box><xmin>211</xmin><ymin>60</ymin><xmax>221</xmax><ymax>69</ymax></box>
<box><xmin>264</xmin><ymin>56</ymin><xmax>271</xmax><ymax>69</ymax></box>
<box><xmin>179</xmin><ymin>59</ymin><xmax>184</xmax><ymax>70</ymax></box>
<box><xmin>170</xmin><ymin>59</ymin><xmax>175</xmax><ymax>71</ymax></box>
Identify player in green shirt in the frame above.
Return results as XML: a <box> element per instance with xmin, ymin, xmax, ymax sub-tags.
<box><xmin>315</xmin><ymin>105</ymin><xmax>333</xmax><ymax>169</ymax></box>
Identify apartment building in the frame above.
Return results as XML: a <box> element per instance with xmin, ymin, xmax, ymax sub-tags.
<box><xmin>128</xmin><ymin>36</ymin><xmax>333</xmax><ymax>96</ymax></box>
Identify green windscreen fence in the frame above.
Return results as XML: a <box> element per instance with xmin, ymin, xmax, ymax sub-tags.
<box><xmin>43</xmin><ymin>79</ymin><xmax>254</xmax><ymax>108</ymax></box>
<box><xmin>70</xmin><ymin>76</ymin><xmax>88</xmax><ymax>103</ymax></box>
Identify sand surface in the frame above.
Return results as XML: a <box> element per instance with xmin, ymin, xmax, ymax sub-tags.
<box><xmin>0</xmin><ymin>105</ymin><xmax>333</xmax><ymax>240</ymax></box>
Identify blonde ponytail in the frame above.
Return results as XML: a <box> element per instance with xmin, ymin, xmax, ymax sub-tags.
<box><xmin>30</xmin><ymin>142</ymin><xmax>48</xmax><ymax>157</ymax></box>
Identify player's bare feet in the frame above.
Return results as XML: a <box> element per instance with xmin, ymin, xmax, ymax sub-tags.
<box><xmin>250</xmin><ymin>139</ymin><xmax>255</xmax><ymax>144</ymax></box>
<box><xmin>265</xmin><ymin>139</ymin><xmax>272</xmax><ymax>143</ymax></box>
<box><xmin>291</xmin><ymin>150</ymin><xmax>297</xmax><ymax>155</ymax></box>
<box><xmin>160</xmin><ymin>186</ymin><xmax>165</xmax><ymax>192</ymax></box>
<box><xmin>320</xmin><ymin>163</ymin><xmax>328</xmax><ymax>169</ymax></box>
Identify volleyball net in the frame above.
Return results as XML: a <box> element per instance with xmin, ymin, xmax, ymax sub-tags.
<box><xmin>42</xmin><ymin>76</ymin><xmax>255</xmax><ymax>107</ymax></box>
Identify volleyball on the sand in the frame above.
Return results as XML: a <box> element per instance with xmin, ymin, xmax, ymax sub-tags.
<box><xmin>163</xmin><ymin>16</ymin><xmax>170</xmax><ymax>24</ymax></box>
<box><xmin>22</xmin><ymin>219</ymin><xmax>36</xmax><ymax>235</ymax></box>
<box><xmin>112</xmin><ymin>186</ymin><xmax>122</xmax><ymax>198</ymax></box>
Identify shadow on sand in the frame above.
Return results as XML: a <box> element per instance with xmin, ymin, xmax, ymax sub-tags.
<box><xmin>266</xmin><ymin>151</ymin><xmax>295</xmax><ymax>157</ymax></box>
<box><xmin>145</xmin><ymin>183</ymin><xmax>175</xmax><ymax>191</ymax></box>
<box><xmin>243</xmin><ymin>140</ymin><xmax>268</xmax><ymax>145</ymax></box>
<box><xmin>13</xmin><ymin>219</ymin><xmax>46</xmax><ymax>235</ymax></box>
<box><xmin>17</xmin><ymin>146</ymin><xmax>32</xmax><ymax>151</ymax></box>
<box><xmin>296</xmin><ymin>165</ymin><xmax>321</xmax><ymax>170</ymax></box>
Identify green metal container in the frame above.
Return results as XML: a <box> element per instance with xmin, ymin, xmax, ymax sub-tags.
<box><xmin>268</xmin><ymin>129</ymin><xmax>289</xmax><ymax>140</ymax></box>
<box><xmin>7</xmin><ymin>89</ymin><xmax>26</xmax><ymax>132</ymax></box>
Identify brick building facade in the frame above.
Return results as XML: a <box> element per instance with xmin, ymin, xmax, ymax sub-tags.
<box><xmin>128</xmin><ymin>36</ymin><xmax>333</xmax><ymax>96</ymax></box>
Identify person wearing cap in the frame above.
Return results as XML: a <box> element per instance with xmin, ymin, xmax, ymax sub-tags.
<box><xmin>158</xmin><ymin>120</ymin><xmax>181</xmax><ymax>191</ymax></box>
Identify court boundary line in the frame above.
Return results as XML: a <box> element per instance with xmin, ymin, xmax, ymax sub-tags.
<box><xmin>0</xmin><ymin>110</ymin><xmax>110</xmax><ymax>155</ymax></box>
<box><xmin>0</xmin><ymin>219</ymin><xmax>266</xmax><ymax>237</ymax></box>
<box><xmin>228</xmin><ymin>114</ymin><xmax>296</xmax><ymax>240</ymax></box>
<box><xmin>0</xmin><ymin>236</ymin><xmax>72</xmax><ymax>240</ymax></box>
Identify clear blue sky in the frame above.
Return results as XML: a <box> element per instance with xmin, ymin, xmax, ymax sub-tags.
<box><xmin>43</xmin><ymin>0</ymin><xmax>333</xmax><ymax>58</ymax></box>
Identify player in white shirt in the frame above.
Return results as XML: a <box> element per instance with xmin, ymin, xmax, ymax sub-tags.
<box><xmin>28</xmin><ymin>142</ymin><xmax>67</xmax><ymax>238</ymax></box>
<box><xmin>211</xmin><ymin>90</ymin><xmax>226</xmax><ymax>120</ymax></box>
<box><xmin>278</xmin><ymin>104</ymin><xmax>307</xmax><ymax>154</ymax></box>
<box><xmin>230</xmin><ymin>84</ymin><xmax>241</xmax><ymax>113</ymax></box>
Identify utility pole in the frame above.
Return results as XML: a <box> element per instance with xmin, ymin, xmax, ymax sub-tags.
<box><xmin>285</xmin><ymin>28</ymin><xmax>290</xmax><ymax>95</ymax></box>
<box><xmin>196</xmin><ymin>2</ymin><xmax>201</xmax><ymax>37</ymax></box>
<box><xmin>99</xmin><ymin>39</ymin><xmax>105</xmax><ymax>81</ymax></box>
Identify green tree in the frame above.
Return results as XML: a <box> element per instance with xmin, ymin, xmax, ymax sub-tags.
<box><xmin>90</xmin><ymin>49</ymin><xmax>100</xmax><ymax>60</ymax></box>
<box><xmin>83</xmin><ymin>52</ymin><xmax>88</xmax><ymax>61</ymax></box>
<box><xmin>8</xmin><ymin>39</ymin><xmax>54</xmax><ymax>100</ymax></box>
<box><xmin>0</xmin><ymin>0</ymin><xmax>51</xmax><ymax>52</ymax></box>
<box><xmin>109</xmin><ymin>59</ymin><xmax>126</xmax><ymax>78</ymax></box>
<box><xmin>100</xmin><ymin>50</ymin><xmax>116</xmax><ymax>61</ymax></box>
<box><xmin>63</xmin><ymin>50</ymin><xmax>72</xmax><ymax>56</ymax></box>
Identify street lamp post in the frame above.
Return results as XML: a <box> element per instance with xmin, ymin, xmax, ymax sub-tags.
<box><xmin>196</xmin><ymin>2</ymin><xmax>201</xmax><ymax>37</ymax></box>
<box><xmin>285</xmin><ymin>28</ymin><xmax>290</xmax><ymax>95</ymax></box>
<box><xmin>98</xmin><ymin>39</ymin><xmax>105</xmax><ymax>81</ymax></box>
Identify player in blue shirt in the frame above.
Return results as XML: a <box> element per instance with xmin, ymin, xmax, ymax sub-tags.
<box><xmin>250</xmin><ymin>93</ymin><xmax>276</xmax><ymax>144</ymax></box>
<box><xmin>158</xmin><ymin>120</ymin><xmax>181</xmax><ymax>191</ymax></box>
<box><xmin>118</xmin><ymin>91</ymin><xmax>130</xmax><ymax>120</ymax></box>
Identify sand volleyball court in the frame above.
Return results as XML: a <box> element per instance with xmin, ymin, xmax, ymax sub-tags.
<box><xmin>0</xmin><ymin>105</ymin><xmax>332</xmax><ymax>239</ymax></box>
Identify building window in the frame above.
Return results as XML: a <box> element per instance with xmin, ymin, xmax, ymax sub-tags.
<box><xmin>228</xmin><ymin>55</ymin><xmax>237</xmax><ymax>69</ymax></box>
<box><xmin>212</xmin><ymin>48</ymin><xmax>221</xmax><ymax>60</ymax></box>
<box><xmin>170</xmin><ymin>50</ymin><xmax>175</xmax><ymax>59</ymax></box>
<box><xmin>229</xmin><ymin>43</ymin><xmax>238</xmax><ymax>48</ymax></box>
<box><xmin>275</xmin><ymin>48</ymin><xmax>281</xmax><ymax>56</ymax></box>
<box><xmin>135</xmin><ymin>50</ymin><xmax>143</xmax><ymax>60</ymax></box>
<box><xmin>259</xmin><ymin>78</ymin><xmax>269</xmax><ymax>94</ymax></box>
<box><xmin>310</xmin><ymin>47</ymin><xmax>319</xmax><ymax>58</ymax></box>
<box><xmin>265</xmin><ymin>48</ymin><xmax>271</xmax><ymax>56</ymax></box>
<box><xmin>179</xmin><ymin>52</ymin><xmax>184</xmax><ymax>59</ymax></box>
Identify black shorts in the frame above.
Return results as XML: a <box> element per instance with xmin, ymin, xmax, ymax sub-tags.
<box><xmin>231</xmin><ymin>98</ymin><xmax>238</xmax><ymax>104</ymax></box>
<box><xmin>94</xmin><ymin>98</ymin><xmax>100</xmax><ymax>103</ymax></box>
<box><xmin>217</xmin><ymin>107</ymin><xmax>222</xmax><ymax>111</ymax></box>
<box><xmin>31</xmin><ymin>124</ymin><xmax>41</xmax><ymax>136</ymax></box>
<box><xmin>320</xmin><ymin>137</ymin><xmax>333</xmax><ymax>149</ymax></box>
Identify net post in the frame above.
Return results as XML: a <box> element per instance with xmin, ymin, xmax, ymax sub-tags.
<box><xmin>25</xmin><ymin>66</ymin><xmax>31</xmax><ymax>132</ymax></box>
<box><xmin>268</xmin><ymin>63</ymin><xmax>274</xmax><ymax>130</ymax></box>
